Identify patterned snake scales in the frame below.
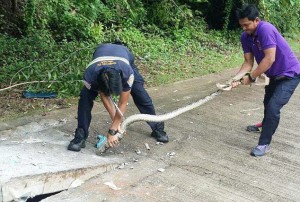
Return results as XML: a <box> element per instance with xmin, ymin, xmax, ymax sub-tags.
<box><xmin>116</xmin><ymin>72</ymin><xmax>251</xmax><ymax>137</ymax></box>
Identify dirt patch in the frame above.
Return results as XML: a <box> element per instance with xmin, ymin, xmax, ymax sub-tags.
<box><xmin>0</xmin><ymin>89</ymin><xmax>77</xmax><ymax>121</ymax></box>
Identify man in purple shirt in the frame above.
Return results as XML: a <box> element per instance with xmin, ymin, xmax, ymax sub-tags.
<box><xmin>232</xmin><ymin>4</ymin><xmax>300</xmax><ymax>156</ymax></box>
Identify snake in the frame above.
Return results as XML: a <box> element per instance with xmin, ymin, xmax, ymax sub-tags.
<box><xmin>117</xmin><ymin>72</ymin><xmax>250</xmax><ymax>136</ymax></box>
<box><xmin>97</xmin><ymin>71</ymin><xmax>252</xmax><ymax>153</ymax></box>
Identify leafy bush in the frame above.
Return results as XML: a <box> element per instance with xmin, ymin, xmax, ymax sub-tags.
<box><xmin>0</xmin><ymin>32</ymin><xmax>95</xmax><ymax>97</ymax></box>
<box><xmin>10</xmin><ymin>0</ymin><xmax>147</xmax><ymax>42</ymax></box>
<box><xmin>23</xmin><ymin>0</ymin><xmax>107</xmax><ymax>41</ymax></box>
<box><xmin>259</xmin><ymin>0</ymin><xmax>300</xmax><ymax>34</ymax></box>
<box><xmin>146</xmin><ymin>0</ymin><xmax>194</xmax><ymax>30</ymax></box>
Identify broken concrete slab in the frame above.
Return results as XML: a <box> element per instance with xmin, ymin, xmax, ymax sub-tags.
<box><xmin>0</xmin><ymin>119</ymin><xmax>121</xmax><ymax>202</ymax></box>
<box><xmin>41</xmin><ymin>158</ymin><xmax>168</xmax><ymax>202</ymax></box>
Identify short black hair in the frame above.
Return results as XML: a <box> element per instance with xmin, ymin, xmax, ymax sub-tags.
<box><xmin>236</xmin><ymin>4</ymin><xmax>259</xmax><ymax>21</ymax></box>
<box><xmin>97</xmin><ymin>67</ymin><xmax>122</xmax><ymax>96</ymax></box>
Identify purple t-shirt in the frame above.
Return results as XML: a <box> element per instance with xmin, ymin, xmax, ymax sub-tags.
<box><xmin>241</xmin><ymin>21</ymin><xmax>300</xmax><ymax>78</ymax></box>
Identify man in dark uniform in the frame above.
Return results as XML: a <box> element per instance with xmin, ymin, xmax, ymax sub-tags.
<box><xmin>68</xmin><ymin>42</ymin><xmax>169</xmax><ymax>152</ymax></box>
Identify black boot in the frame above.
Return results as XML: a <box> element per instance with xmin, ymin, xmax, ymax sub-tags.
<box><xmin>151</xmin><ymin>130</ymin><xmax>169</xmax><ymax>143</ymax></box>
<box><xmin>68</xmin><ymin>128</ymin><xmax>86</xmax><ymax>152</ymax></box>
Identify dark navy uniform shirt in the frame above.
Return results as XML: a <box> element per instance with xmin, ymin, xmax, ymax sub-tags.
<box><xmin>83</xmin><ymin>43</ymin><xmax>135</xmax><ymax>91</ymax></box>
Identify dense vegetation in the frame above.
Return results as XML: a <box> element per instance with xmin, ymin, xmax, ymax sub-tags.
<box><xmin>1</xmin><ymin>0</ymin><xmax>299</xmax><ymax>97</ymax></box>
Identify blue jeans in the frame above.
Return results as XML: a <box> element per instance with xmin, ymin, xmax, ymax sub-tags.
<box><xmin>77</xmin><ymin>67</ymin><xmax>164</xmax><ymax>138</ymax></box>
<box><xmin>259</xmin><ymin>75</ymin><xmax>300</xmax><ymax>145</ymax></box>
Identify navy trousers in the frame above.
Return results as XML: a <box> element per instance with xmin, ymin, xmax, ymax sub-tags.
<box><xmin>77</xmin><ymin>67</ymin><xmax>164</xmax><ymax>138</ymax></box>
<box><xmin>259</xmin><ymin>75</ymin><xmax>300</xmax><ymax>145</ymax></box>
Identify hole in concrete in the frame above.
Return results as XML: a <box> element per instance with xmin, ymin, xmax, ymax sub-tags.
<box><xmin>26</xmin><ymin>191</ymin><xmax>63</xmax><ymax>202</ymax></box>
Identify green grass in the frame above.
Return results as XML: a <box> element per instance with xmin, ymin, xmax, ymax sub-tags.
<box><xmin>288</xmin><ymin>41</ymin><xmax>300</xmax><ymax>53</ymax></box>
<box><xmin>136</xmin><ymin>41</ymin><xmax>243</xmax><ymax>87</ymax></box>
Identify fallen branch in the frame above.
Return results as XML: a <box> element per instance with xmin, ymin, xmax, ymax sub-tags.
<box><xmin>0</xmin><ymin>81</ymin><xmax>61</xmax><ymax>92</ymax></box>
<box><xmin>0</xmin><ymin>80</ymin><xmax>84</xmax><ymax>92</ymax></box>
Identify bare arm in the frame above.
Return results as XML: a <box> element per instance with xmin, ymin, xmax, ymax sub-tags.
<box><xmin>112</xmin><ymin>91</ymin><xmax>130</xmax><ymax>130</ymax></box>
<box><xmin>237</xmin><ymin>52</ymin><xmax>255</xmax><ymax>75</ymax></box>
<box><xmin>233</xmin><ymin>47</ymin><xmax>276</xmax><ymax>86</ymax></box>
<box><xmin>231</xmin><ymin>52</ymin><xmax>254</xmax><ymax>87</ymax></box>
<box><xmin>100</xmin><ymin>92</ymin><xmax>115</xmax><ymax>120</ymax></box>
<box><xmin>242</xmin><ymin>47</ymin><xmax>276</xmax><ymax>85</ymax></box>
<box><xmin>251</xmin><ymin>47</ymin><xmax>276</xmax><ymax>78</ymax></box>
<box><xmin>100</xmin><ymin>90</ymin><xmax>131</xmax><ymax>129</ymax></box>
<box><xmin>100</xmin><ymin>91</ymin><xmax>131</xmax><ymax>147</ymax></box>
